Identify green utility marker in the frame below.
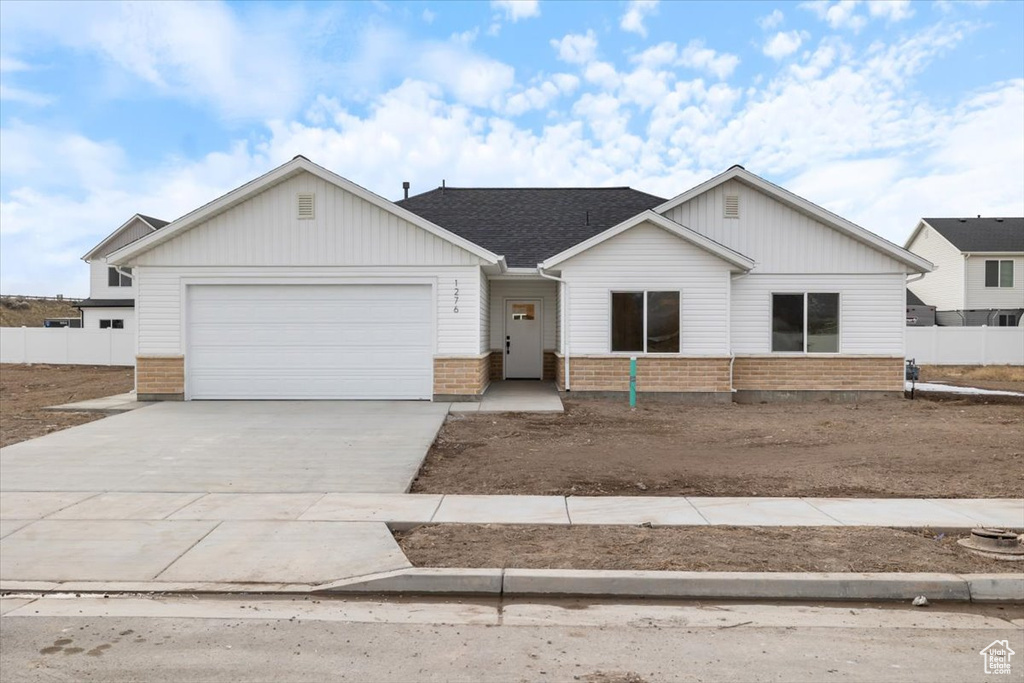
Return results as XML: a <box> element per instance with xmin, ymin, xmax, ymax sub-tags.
<box><xmin>629</xmin><ymin>356</ymin><xmax>637</xmax><ymax>409</ymax></box>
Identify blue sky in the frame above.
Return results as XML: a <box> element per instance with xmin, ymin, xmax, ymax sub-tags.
<box><xmin>1</xmin><ymin>0</ymin><xmax>1022</xmax><ymax>296</ymax></box>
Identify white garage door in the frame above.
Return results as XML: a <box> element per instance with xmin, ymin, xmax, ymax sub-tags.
<box><xmin>187</xmin><ymin>284</ymin><xmax>433</xmax><ymax>399</ymax></box>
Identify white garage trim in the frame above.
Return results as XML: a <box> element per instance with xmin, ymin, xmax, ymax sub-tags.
<box><xmin>184</xmin><ymin>282</ymin><xmax>436</xmax><ymax>400</ymax></box>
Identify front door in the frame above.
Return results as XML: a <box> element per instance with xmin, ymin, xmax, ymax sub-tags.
<box><xmin>504</xmin><ymin>300</ymin><xmax>543</xmax><ymax>379</ymax></box>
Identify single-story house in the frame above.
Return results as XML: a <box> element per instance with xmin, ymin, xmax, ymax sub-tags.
<box><xmin>78</xmin><ymin>214</ymin><xmax>170</xmax><ymax>330</ymax></box>
<box><xmin>107</xmin><ymin>156</ymin><xmax>933</xmax><ymax>402</ymax></box>
<box><xmin>905</xmin><ymin>217</ymin><xmax>1023</xmax><ymax>327</ymax></box>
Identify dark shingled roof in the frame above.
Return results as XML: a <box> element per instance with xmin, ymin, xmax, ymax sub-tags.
<box><xmin>906</xmin><ymin>289</ymin><xmax>929</xmax><ymax>307</ymax></box>
<box><xmin>76</xmin><ymin>298</ymin><xmax>135</xmax><ymax>308</ymax></box>
<box><xmin>396</xmin><ymin>187</ymin><xmax>667</xmax><ymax>266</ymax></box>
<box><xmin>923</xmin><ymin>217</ymin><xmax>1023</xmax><ymax>253</ymax></box>
<box><xmin>138</xmin><ymin>214</ymin><xmax>170</xmax><ymax>229</ymax></box>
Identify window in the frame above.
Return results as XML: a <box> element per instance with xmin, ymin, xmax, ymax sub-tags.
<box><xmin>985</xmin><ymin>260</ymin><xmax>1014</xmax><ymax>288</ymax></box>
<box><xmin>998</xmin><ymin>314</ymin><xmax>1017</xmax><ymax>327</ymax></box>
<box><xmin>771</xmin><ymin>293</ymin><xmax>839</xmax><ymax>353</ymax></box>
<box><xmin>511</xmin><ymin>303</ymin><xmax>535</xmax><ymax>321</ymax></box>
<box><xmin>107</xmin><ymin>266</ymin><xmax>132</xmax><ymax>287</ymax></box>
<box><xmin>611</xmin><ymin>291</ymin><xmax>680</xmax><ymax>353</ymax></box>
<box><xmin>99</xmin><ymin>319</ymin><xmax>124</xmax><ymax>329</ymax></box>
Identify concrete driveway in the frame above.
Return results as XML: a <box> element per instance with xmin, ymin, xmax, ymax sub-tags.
<box><xmin>0</xmin><ymin>401</ymin><xmax>450</xmax><ymax>494</ymax></box>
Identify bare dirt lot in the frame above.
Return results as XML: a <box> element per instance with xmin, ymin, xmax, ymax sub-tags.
<box><xmin>397</xmin><ymin>525</ymin><xmax>1022</xmax><ymax>573</ymax></box>
<box><xmin>412</xmin><ymin>399</ymin><xmax>1024</xmax><ymax>498</ymax></box>
<box><xmin>920</xmin><ymin>364</ymin><xmax>1024</xmax><ymax>393</ymax></box>
<box><xmin>0</xmin><ymin>364</ymin><xmax>134</xmax><ymax>447</ymax></box>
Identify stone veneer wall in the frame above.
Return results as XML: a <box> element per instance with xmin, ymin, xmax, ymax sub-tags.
<box><xmin>136</xmin><ymin>355</ymin><xmax>185</xmax><ymax>400</ymax></box>
<box><xmin>731</xmin><ymin>356</ymin><xmax>904</xmax><ymax>391</ymax></box>
<box><xmin>434</xmin><ymin>354</ymin><xmax>491</xmax><ymax>398</ymax></box>
<box><xmin>553</xmin><ymin>354</ymin><xmax>731</xmax><ymax>393</ymax></box>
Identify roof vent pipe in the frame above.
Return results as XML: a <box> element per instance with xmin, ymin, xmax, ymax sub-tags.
<box><xmin>585</xmin><ymin>211</ymin><xmax>589</xmax><ymax>226</ymax></box>
<box><xmin>442</xmin><ymin>179</ymin><xmax>446</xmax><ymax>195</ymax></box>
<box><xmin>402</xmin><ymin>181</ymin><xmax>410</xmax><ymax>199</ymax></box>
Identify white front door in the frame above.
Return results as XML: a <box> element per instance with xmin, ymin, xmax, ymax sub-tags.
<box><xmin>504</xmin><ymin>299</ymin><xmax>543</xmax><ymax>379</ymax></box>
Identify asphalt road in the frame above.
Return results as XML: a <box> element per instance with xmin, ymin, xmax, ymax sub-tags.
<box><xmin>2</xmin><ymin>595</ymin><xmax>1021</xmax><ymax>682</ymax></box>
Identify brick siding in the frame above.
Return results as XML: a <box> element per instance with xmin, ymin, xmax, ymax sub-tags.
<box><xmin>434</xmin><ymin>354</ymin><xmax>491</xmax><ymax>397</ymax></box>
<box><xmin>732</xmin><ymin>356</ymin><xmax>904</xmax><ymax>391</ymax></box>
<box><xmin>136</xmin><ymin>355</ymin><xmax>185</xmax><ymax>398</ymax></box>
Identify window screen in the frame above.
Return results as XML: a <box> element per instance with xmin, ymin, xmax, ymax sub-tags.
<box><xmin>646</xmin><ymin>291</ymin><xmax>680</xmax><ymax>353</ymax></box>
<box><xmin>807</xmin><ymin>293</ymin><xmax>839</xmax><ymax>353</ymax></box>
<box><xmin>1000</xmin><ymin>260</ymin><xmax>1014</xmax><ymax>288</ymax></box>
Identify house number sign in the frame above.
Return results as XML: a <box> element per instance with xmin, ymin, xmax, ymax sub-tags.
<box><xmin>453</xmin><ymin>279</ymin><xmax>459</xmax><ymax>313</ymax></box>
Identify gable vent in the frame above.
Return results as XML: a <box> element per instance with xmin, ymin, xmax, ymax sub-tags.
<box><xmin>297</xmin><ymin>193</ymin><xmax>315</xmax><ymax>220</ymax></box>
<box><xmin>724</xmin><ymin>194</ymin><xmax>740</xmax><ymax>219</ymax></box>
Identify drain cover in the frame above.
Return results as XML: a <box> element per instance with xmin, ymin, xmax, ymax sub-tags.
<box><xmin>957</xmin><ymin>528</ymin><xmax>1024</xmax><ymax>561</ymax></box>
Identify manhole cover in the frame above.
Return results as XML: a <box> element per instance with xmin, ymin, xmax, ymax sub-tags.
<box><xmin>957</xmin><ymin>528</ymin><xmax>1024</xmax><ymax>561</ymax></box>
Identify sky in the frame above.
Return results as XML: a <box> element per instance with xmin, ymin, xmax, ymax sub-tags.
<box><xmin>1</xmin><ymin>0</ymin><xmax>1022</xmax><ymax>297</ymax></box>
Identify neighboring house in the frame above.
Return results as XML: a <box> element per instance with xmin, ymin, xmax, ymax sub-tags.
<box><xmin>905</xmin><ymin>289</ymin><xmax>936</xmax><ymax>327</ymax></box>
<box><xmin>106</xmin><ymin>156</ymin><xmax>932</xmax><ymax>402</ymax></box>
<box><xmin>78</xmin><ymin>214</ymin><xmax>169</xmax><ymax>330</ymax></box>
<box><xmin>905</xmin><ymin>217</ymin><xmax>1024</xmax><ymax>327</ymax></box>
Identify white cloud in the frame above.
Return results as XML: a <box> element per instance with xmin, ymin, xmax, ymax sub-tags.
<box><xmin>583</xmin><ymin>61</ymin><xmax>621</xmax><ymax>90</ymax></box>
<box><xmin>0</xmin><ymin>84</ymin><xmax>53</xmax><ymax>106</ymax></box>
<box><xmin>678</xmin><ymin>40</ymin><xmax>740</xmax><ymax>80</ymax></box>
<box><xmin>550</xmin><ymin>30</ymin><xmax>598</xmax><ymax>64</ymax></box>
<box><xmin>504</xmin><ymin>75</ymin><xmax>579</xmax><ymax>116</ymax></box>
<box><xmin>763</xmin><ymin>30</ymin><xmax>808</xmax><ymax>60</ymax></box>
<box><xmin>801</xmin><ymin>0</ymin><xmax>868</xmax><ymax>32</ymax></box>
<box><xmin>0</xmin><ymin>55</ymin><xmax>32</xmax><ymax>72</ymax></box>
<box><xmin>758</xmin><ymin>9</ymin><xmax>785</xmax><ymax>30</ymax></box>
<box><xmin>491</xmin><ymin>0</ymin><xmax>540</xmax><ymax>22</ymax></box>
<box><xmin>421</xmin><ymin>8</ymin><xmax>436</xmax><ymax>24</ymax></box>
<box><xmin>867</xmin><ymin>0</ymin><xmax>914</xmax><ymax>22</ymax></box>
<box><xmin>631</xmin><ymin>42</ymin><xmax>677</xmax><ymax>69</ymax></box>
<box><xmin>620</xmin><ymin>0</ymin><xmax>659</xmax><ymax>38</ymax></box>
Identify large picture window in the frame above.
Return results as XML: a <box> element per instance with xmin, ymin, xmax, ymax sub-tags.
<box><xmin>611</xmin><ymin>291</ymin><xmax>680</xmax><ymax>353</ymax></box>
<box><xmin>985</xmin><ymin>260</ymin><xmax>1014</xmax><ymax>288</ymax></box>
<box><xmin>771</xmin><ymin>293</ymin><xmax>839</xmax><ymax>353</ymax></box>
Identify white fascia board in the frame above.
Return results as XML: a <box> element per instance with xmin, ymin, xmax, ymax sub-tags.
<box><xmin>82</xmin><ymin>214</ymin><xmax>157</xmax><ymax>261</ymax></box>
<box><xmin>107</xmin><ymin>157</ymin><xmax>504</xmax><ymax>267</ymax></box>
<box><xmin>655</xmin><ymin>167</ymin><xmax>934</xmax><ymax>274</ymax></box>
<box><xmin>539</xmin><ymin>210</ymin><xmax>755</xmax><ymax>271</ymax></box>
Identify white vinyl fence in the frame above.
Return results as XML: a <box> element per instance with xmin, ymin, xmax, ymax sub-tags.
<box><xmin>0</xmin><ymin>327</ymin><xmax>135</xmax><ymax>366</ymax></box>
<box><xmin>906</xmin><ymin>326</ymin><xmax>1024</xmax><ymax>365</ymax></box>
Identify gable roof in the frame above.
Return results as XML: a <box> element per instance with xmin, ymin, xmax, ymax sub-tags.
<box><xmin>656</xmin><ymin>165</ymin><xmax>934</xmax><ymax>273</ymax></box>
<box><xmin>397</xmin><ymin>186</ymin><xmax>665</xmax><ymax>267</ymax></box>
<box><xmin>916</xmin><ymin>217</ymin><xmax>1023</xmax><ymax>253</ymax></box>
<box><xmin>82</xmin><ymin>213</ymin><xmax>169</xmax><ymax>261</ymax></box>
<box><xmin>108</xmin><ymin>156</ymin><xmax>504</xmax><ymax>267</ymax></box>
<box><xmin>540</xmin><ymin>210</ymin><xmax>755</xmax><ymax>271</ymax></box>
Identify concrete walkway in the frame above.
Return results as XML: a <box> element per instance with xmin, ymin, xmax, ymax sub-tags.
<box><xmin>47</xmin><ymin>392</ymin><xmax>151</xmax><ymax>413</ymax></box>
<box><xmin>450</xmin><ymin>381</ymin><xmax>564</xmax><ymax>413</ymax></box>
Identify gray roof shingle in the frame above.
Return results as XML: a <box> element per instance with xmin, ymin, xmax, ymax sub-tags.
<box><xmin>906</xmin><ymin>289</ymin><xmax>929</xmax><ymax>307</ymax></box>
<box><xmin>923</xmin><ymin>217</ymin><xmax>1023</xmax><ymax>253</ymax></box>
<box><xmin>396</xmin><ymin>187</ymin><xmax>667</xmax><ymax>266</ymax></box>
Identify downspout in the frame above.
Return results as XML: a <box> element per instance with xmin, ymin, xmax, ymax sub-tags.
<box><xmin>538</xmin><ymin>267</ymin><xmax>569</xmax><ymax>391</ymax></box>
<box><xmin>962</xmin><ymin>253</ymin><xmax>970</xmax><ymax>325</ymax></box>
<box><xmin>728</xmin><ymin>271</ymin><xmax>753</xmax><ymax>394</ymax></box>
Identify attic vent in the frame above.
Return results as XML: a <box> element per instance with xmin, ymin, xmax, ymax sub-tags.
<box><xmin>297</xmin><ymin>193</ymin><xmax>315</xmax><ymax>220</ymax></box>
<box><xmin>724</xmin><ymin>194</ymin><xmax>740</xmax><ymax>219</ymax></box>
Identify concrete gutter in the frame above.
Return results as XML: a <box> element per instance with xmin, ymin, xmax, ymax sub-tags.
<box><xmin>314</xmin><ymin>568</ymin><xmax>1024</xmax><ymax>603</ymax></box>
<box><xmin>5</xmin><ymin>571</ymin><xmax>1021</xmax><ymax>603</ymax></box>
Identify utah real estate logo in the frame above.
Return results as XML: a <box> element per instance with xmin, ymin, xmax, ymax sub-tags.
<box><xmin>980</xmin><ymin>640</ymin><xmax>1015</xmax><ymax>675</ymax></box>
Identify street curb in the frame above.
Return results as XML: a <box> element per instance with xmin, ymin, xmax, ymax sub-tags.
<box><xmin>316</xmin><ymin>568</ymin><xmax>1024</xmax><ymax>603</ymax></box>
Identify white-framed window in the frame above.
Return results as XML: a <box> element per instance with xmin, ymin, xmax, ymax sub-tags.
<box><xmin>99</xmin><ymin>319</ymin><xmax>124</xmax><ymax>329</ymax></box>
<box><xmin>985</xmin><ymin>260</ymin><xmax>1014</xmax><ymax>288</ymax></box>
<box><xmin>610</xmin><ymin>290</ymin><xmax>680</xmax><ymax>353</ymax></box>
<box><xmin>107</xmin><ymin>266</ymin><xmax>132</xmax><ymax>287</ymax></box>
<box><xmin>998</xmin><ymin>314</ymin><xmax>1018</xmax><ymax>327</ymax></box>
<box><xmin>771</xmin><ymin>292</ymin><xmax>840</xmax><ymax>353</ymax></box>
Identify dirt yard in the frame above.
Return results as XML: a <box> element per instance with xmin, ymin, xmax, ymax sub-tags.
<box><xmin>397</xmin><ymin>525</ymin><xmax>1022</xmax><ymax>573</ymax></box>
<box><xmin>412</xmin><ymin>398</ymin><xmax>1024</xmax><ymax>498</ymax></box>
<box><xmin>0</xmin><ymin>364</ymin><xmax>134</xmax><ymax>447</ymax></box>
<box><xmin>920</xmin><ymin>364</ymin><xmax>1024</xmax><ymax>393</ymax></box>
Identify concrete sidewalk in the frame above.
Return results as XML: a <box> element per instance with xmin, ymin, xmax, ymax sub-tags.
<box><xmin>3</xmin><ymin>491</ymin><xmax>1021</xmax><ymax>528</ymax></box>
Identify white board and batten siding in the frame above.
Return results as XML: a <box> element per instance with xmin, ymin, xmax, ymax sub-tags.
<box><xmin>965</xmin><ymin>255</ymin><xmax>1024</xmax><ymax>310</ymax></box>
<box><xmin>731</xmin><ymin>274</ymin><xmax>906</xmax><ymax>356</ymax></box>
<box><xmin>557</xmin><ymin>222</ymin><xmax>731</xmax><ymax>355</ymax></box>
<box><xmin>489</xmin><ymin>278</ymin><xmax>559</xmax><ymax>351</ymax></box>
<box><xmin>662</xmin><ymin>179</ymin><xmax>909</xmax><ymax>274</ymax></box>
<box><xmin>905</xmin><ymin>225</ymin><xmax>965</xmax><ymax>310</ymax></box>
